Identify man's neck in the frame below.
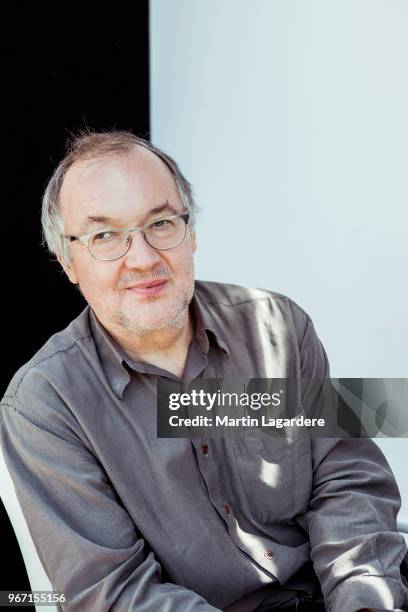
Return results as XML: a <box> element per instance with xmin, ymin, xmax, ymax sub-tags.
<box><xmin>104</xmin><ymin>312</ymin><xmax>194</xmax><ymax>379</ymax></box>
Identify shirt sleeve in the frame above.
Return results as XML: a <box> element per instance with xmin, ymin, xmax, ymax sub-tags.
<box><xmin>0</xmin><ymin>378</ymin><xmax>220</xmax><ymax>612</ymax></box>
<box><xmin>298</xmin><ymin>314</ymin><xmax>408</xmax><ymax>612</ymax></box>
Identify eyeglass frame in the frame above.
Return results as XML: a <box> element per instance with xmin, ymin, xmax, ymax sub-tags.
<box><xmin>63</xmin><ymin>212</ymin><xmax>191</xmax><ymax>261</ymax></box>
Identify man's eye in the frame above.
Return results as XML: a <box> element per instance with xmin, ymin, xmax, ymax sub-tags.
<box><xmin>93</xmin><ymin>231</ymin><xmax>117</xmax><ymax>241</ymax></box>
<box><xmin>151</xmin><ymin>219</ymin><xmax>171</xmax><ymax>228</ymax></box>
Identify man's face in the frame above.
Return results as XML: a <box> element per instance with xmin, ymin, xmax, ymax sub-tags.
<box><xmin>57</xmin><ymin>148</ymin><xmax>197</xmax><ymax>337</ymax></box>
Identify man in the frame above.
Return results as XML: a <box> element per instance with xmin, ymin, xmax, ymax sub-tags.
<box><xmin>1</xmin><ymin>130</ymin><xmax>407</xmax><ymax>611</ymax></box>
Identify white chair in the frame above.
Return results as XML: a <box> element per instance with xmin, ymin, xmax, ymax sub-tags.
<box><xmin>375</xmin><ymin>438</ymin><xmax>408</xmax><ymax>546</ymax></box>
<box><xmin>399</xmin><ymin>518</ymin><xmax>408</xmax><ymax>545</ymax></box>
<box><xmin>0</xmin><ymin>442</ymin><xmax>59</xmax><ymax>612</ymax></box>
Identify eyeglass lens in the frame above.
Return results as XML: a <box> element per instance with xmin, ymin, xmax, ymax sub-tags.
<box><xmin>89</xmin><ymin>216</ymin><xmax>187</xmax><ymax>260</ymax></box>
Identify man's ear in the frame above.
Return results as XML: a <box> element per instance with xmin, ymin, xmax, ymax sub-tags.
<box><xmin>190</xmin><ymin>228</ymin><xmax>197</xmax><ymax>254</ymax></box>
<box><xmin>56</xmin><ymin>254</ymin><xmax>79</xmax><ymax>285</ymax></box>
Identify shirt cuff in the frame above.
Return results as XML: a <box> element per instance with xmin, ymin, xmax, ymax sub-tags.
<box><xmin>328</xmin><ymin>574</ymin><xmax>408</xmax><ymax>612</ymax></box>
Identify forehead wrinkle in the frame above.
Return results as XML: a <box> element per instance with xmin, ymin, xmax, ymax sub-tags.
<box><xmin>82</xmin><ymin>201</ymin><xmax>180</xmax><ymax>232</ymax></box>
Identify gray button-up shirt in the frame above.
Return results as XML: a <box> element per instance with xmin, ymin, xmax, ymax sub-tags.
<box><xmin>1</xmin><ymin>280</ymin><xmax>407</xmax><ymax>611</ymax></box>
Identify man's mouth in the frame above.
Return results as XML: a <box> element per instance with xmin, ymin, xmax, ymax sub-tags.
<box><xmin>125</xmin><ymin>279</ymin><xmax>168</xmax><ymax>297</ymax></box>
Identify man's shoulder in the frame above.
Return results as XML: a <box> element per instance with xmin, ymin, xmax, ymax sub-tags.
<box><xmin>1</xmin><ymin>305</ymin><xmax>94</xmax><ymax>406</ymax></box>
<box><xmin>194</xmin><ymin>279</ymin><xmax>311</xmax><ymax>323</ymax></box>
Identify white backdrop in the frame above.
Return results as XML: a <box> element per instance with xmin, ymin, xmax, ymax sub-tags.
<box><xmin>150</xmin><ymin>0</ymin><xmax>408</xmax><ymax>500</ymax></box>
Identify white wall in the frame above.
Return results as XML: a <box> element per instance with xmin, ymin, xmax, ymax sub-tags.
<box><xmin>150</xmin><ymin>0</ymin><xmax>408</xmax><ymax>505</ymax></box>
<box><xmin>150</xmin><ymin>0</ymin><xmax>408</xmax><ymax>379</ymax></box>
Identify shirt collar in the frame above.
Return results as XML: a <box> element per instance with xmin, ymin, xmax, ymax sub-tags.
<box><xmin>88</xmin><ymin>286</ymin><xmax>229</xmax><ymax>400</ymax></box>
<box><xmin>88</xmin><ymin>308</ymin><xmax>132</xmax><ymax>399</ymax></box>
<box><xmin>190</xmin><ymin>289</ymin><xmax>230</xmax><ymax>357</ymax></box>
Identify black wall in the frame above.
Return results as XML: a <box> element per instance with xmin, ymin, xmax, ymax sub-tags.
<box><xmin>2</xmin><ymin>2</ymin><xmax>149</xmax><ymax>590</ymax></box>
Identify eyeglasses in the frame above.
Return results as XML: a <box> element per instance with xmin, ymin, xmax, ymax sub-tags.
<box><xmin>64</xmin><ymin>212</ymin><xmax>190</xmax><ymax>261</ymax></box>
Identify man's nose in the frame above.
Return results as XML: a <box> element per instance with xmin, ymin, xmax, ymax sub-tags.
<box><xmin>122</xmin><ymin>230</ymin><xmax>162</xmax><ymax>269</ymax></box>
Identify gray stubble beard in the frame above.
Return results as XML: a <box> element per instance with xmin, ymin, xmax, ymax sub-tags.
<box><xmin>113</xmin><ymin>277</ymin><xmax>195</xmax><ymax>336</ymax></box>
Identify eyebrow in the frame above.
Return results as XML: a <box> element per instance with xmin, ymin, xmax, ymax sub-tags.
<box><xmin>81</xmin><ymin>202</ymin><xmax>181</xmax><ymax>232</ymax></box>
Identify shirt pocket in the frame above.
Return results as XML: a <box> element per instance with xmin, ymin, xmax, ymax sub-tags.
<box><xmin>231</xmin><ymin>431</ymin><xmax>312</xmax><ymax>524</ymax></box>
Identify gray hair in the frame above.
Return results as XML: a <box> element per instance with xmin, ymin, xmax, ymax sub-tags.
<box><xmin>41</xmin><ymin>129</ymin><xmax>198</xmax><ymax>264</ymax></box>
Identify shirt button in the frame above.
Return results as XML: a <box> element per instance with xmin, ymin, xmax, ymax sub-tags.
<box><xmin>223</xmin><ymin>504</ymin><xmax>231</xmax><ymax>515</ymax></box>
<box><xmin>201</xmin><ymin>444</ymin><xmax>209</xmax><ymax>456</ymax></box>
<box><xmin>264</xmin><ymin>550</ymin><xmax>274</xmax><ymax>560</ymax></box>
